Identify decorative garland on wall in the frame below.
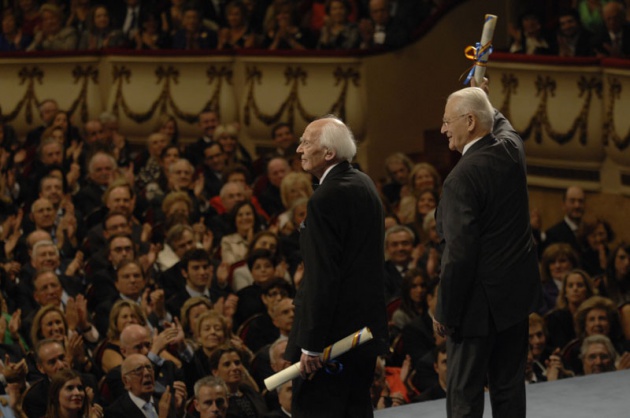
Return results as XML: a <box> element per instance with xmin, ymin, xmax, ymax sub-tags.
<box><xmin>603</xmin><ymin>76</ymin><xmax>630</xmax><ymax>151</ymax></box>
<box><xmin>499</xmin><ymin>72</ymin><xmax>601</xmax><ymax>146</ymax></box>
<box><xmin>111</xmin><ymin>64</ymin><xmax>233</xmax><ymax>125</ymax></box>
<box><xmin>243</xmin><ymin>65</ymin><xmax>360</xmax><ymax>128</ymax></box>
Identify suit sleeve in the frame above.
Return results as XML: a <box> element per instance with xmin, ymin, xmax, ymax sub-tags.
<box><xmin>435</xmin><ymin>175</ymin><xmax>481</xmax><ymax>329</ymax></box>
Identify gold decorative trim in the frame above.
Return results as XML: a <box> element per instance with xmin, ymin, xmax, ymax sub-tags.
<box><xmin>243</xmin><ymin>65</ymin><xmax>360</xmax><ymax>128</ymax></box>
<box><xmin>1</xmin><ymin>66</ymin><xmax>44</xmax><ymax>124</ymax></box>
<box><xmin>500</xmin><ymin>73</ymin><xmax>601</xmax><ymax>145</ymax></box>
<box><xmin>603</xmin><ymin>76</ymin><xmax>630</xmax><ymax>151</ymax></box>
<box><xmin>67</xmin><ymin>65</ymin><xmax>99</xmax><ymax>124</ymax></box>
<box><xmin>111</xmin><ymin>64</ymin><xmax>232</xmax><ymax>124</ymax></box>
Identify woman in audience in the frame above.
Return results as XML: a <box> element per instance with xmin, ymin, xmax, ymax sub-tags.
<box><xmin>17</xmin><ymin>0</ymin><xmax>42</xmax><ymax>37</ymax></box>
<box><xmin>545</xmin><ymin>269</ymin><xmax>596</xmax><ymax>350</ymax></box>
<box><xmin>136</xmin><ymin>11</ymin><xmax>169</xmax><ymax>50</ymax></box>
<box><xmin>221</xmin><ymin>201</ymin><xmax>264</xmax><ymax>265</ymax></box>
<box><xmin>78</xmin><ymin>4</ymin><xmax>125</xmax><ymax>50</ymax></box>
<box><xmin>262</xmin><ymin>1</ymin><xmax>312</xmax><ymax>49</ymax></box>
<box><xmin>136</xmin><ymin>133</ymin><xmax>169</xmax><ymax>194</ymax></box>
<box><xmin>401</xmin><ymin>188</ymin><xmax>438</xmax><ymax>242</ymax></box>
<box><xmin>66</xmin><ymin>0</ymin><xmax>91</xmax><ymax>34</ymax></box>
<box><xmin>0</xmin><ymin>10</ymin><xmax>33</xmax><ymax>51</ymax></box>
<box><xmin>161</xmin><ymin>0</ymin><xmax>186</xmax><ymax>37</ymax></box>
<box><xmin>391</xmin><ymin>268</ymin><xmax>429</xmax><ymax>331</ymax></box>
<box><xmin>317</xmin><ymin>0</ymin><xmax>359</xmax><ymax>49</ymax></box>
<box><xmin>276</xmin><ymin>172</ymin><xmax>312</xmax><ymax>233</ymax></box>
<box><xmin>408</xmin><ymin>163</ymin><xmax>442</xmax><ymax>196</ymax></box>
<box><xmin>45</xmin><ymin>369</ymin><xmax>101</xmax><ymax>418</ymax></box>
<box><xmin>210</xmin><ymin>345</ymin><xmax>267</xmax><ymax>417</ymax></box>
<box><xmin>100</xmin><ymin>300</ymin><xmax>145</xmax><ymax>373</ymax></box>
<box><xmin>232</xmin><ymin>231</ymin><xmax>289</xmax><ymax>292</ymax></box>
<box><xmin>214</xmin><ymin>124</ymin><xmax>253</xmax><ymax>172</ymax></box>
<box><xmin>601</xmin><ymin>243</ymin><xmax>630</xmax><ymax>340</ymax></box>
<box><xmin>578</xmin><ymin>217</ymin><xmax>614</xmax><ymax>277</ymax></box>
<box><xmin>218</xmin><ymin>0</ymin><xmax>256</xmax><ymax>49</ymax></box>
<box><xmin>27</xmin><ymin>4</ymin><xmax>78</xmax><ymax>51</ymax></box>
<box><xmin>180</xmin><ymin>296</ymin><xmax>212</xmax><ymax>343</ymax></box>
<box><xmin>155</xmin><ymin>114</ymin><xmax>180</xmax><ymax>148</ymax></box>
<box><xmin>539</xmin><ymin>243</ymin><xmax>580</xmax><ymax>314</ymax></box>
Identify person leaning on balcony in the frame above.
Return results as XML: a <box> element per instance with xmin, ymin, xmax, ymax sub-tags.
<box><xmin>358</xmin><ymin>0</ymin><xmax>409</xmax><ymax>49</ymax></box>
<box><xmin>27</xmin><ymin>4</ymin><xmax>78</xmax><ymax>51</ymax></box>
<box><xmin>593</xmin><ymin>1</ymin><xmax>630</xmax><ymax>57</ymax></box>
<box><xmin>554</xmin><ymin>8</ymin><xmax>594</xmax><ymax>57</ymax></box>
<box><xmin>171</xmin><ymin>5</ymin><xmax>218</xmax><ymax>50</ymax></box>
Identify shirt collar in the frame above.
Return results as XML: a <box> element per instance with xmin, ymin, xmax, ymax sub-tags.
<box><xmin>318</xmin><ymin>162</ymin><xmax>340</xmax><ymax>185</ymax></box>
<box><xmin>564</xmin><ymin>215</ymin><xmax>579</xmax><ymax>232</ymax></box>
<box><xmin>128</xmin><ymin>391</ymin><xmax>154</xmax><ymax>412</ymax></box>
<box><xmin>462</xmin><ymin>136</ymin><xmax>483</xmax><ymax>155</ymax></box>
<box><xmin>186</xmin><ymin>284</ymin><xmax>210</xmax><ymax>299</ymax></box>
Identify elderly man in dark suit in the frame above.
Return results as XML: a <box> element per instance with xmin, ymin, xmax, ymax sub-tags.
<box><xmin>285</xmin><ymin>116</ymin><xmax>388</xmax><ymax>417</ymax></box>
<box><xmin>433</xmin><ymin>81</ymin><xmax>543</xmax><ymax>417</ymax></box>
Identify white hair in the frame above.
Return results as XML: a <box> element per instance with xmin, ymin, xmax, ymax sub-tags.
<box><xmin>32</xmin><ymin>240</ymin><xmax>59</xmax><ymax>258</ymax></box>
<box><xmin>447</xmin><ymin>87</ymin><xmax>494</xmax><ymax>132</ymax></box>
<box><xmin>317</xmin><ymin>116</ymin><xmax>357</xmax><ymax>163</ymax></box>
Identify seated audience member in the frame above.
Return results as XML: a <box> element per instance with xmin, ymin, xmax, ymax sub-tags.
<box><xmin>317</xmin><ymin>0</ymin><xmax>360</xmax><ymax>49</ymax></box>
<box><xmin>27</xmin><ymin>4</ymin><xmax>78</xmax><ymax>51</ymax></box>
<box><xmin>135</xmin><ymin>132</ymin><xmax>169</xmax><ymax>194</ymax></box>
<box><xmin>135</xmin><ymin>11</ymin><xmax>170</xmax><ymax>50</ymax></box>
<box><xmin>399</xmin><ymin>188</ymin><xmax>438</xmax><ymax>243</ymax></box>
<box><xmin>214</xmin><ymin>124</ymin><xmax>253</xmax><ymax>173</ymax></box>
<box><xmin>183</xmin><ymin>311</ymin><xmax>251</xmax><ymax>395</ymax></box>
<box><xmin>16</xmin><ymin>0</ymin><xmax>41</xmax><ymax>37</ymax></box>
<box><xmin>545</xmin><ymin>269</ymin><xmax>596</xmax><ymax>350</ymax></box>
<box><xmin>194</xmin><ymin>375</ymin><xmax>231</xmax><ymax>418</ymax></box>
<box><xmin>208</xmin><ymin>166</ymin><xmax>267</xmax><ymax>220</ymax></box>
<box><xmin>0</xmin><ymin>10</ymin><xmax>32</xmax><ymax>51</ymax></box>
<box><xmin>380</xmin><ymin>153</ymin><xmax>413</xmax><ymax>207</ymax></box>
<box><xmin>262</xmin><ymin>1</ymin><xmax>312</xmax><ymax>49</ymax></box>
<box><xmin>156</xmin><ymin>224</ymin><xmax>197</xmax><ymax>294</ymax></box>
<box><xmin>78</xmin><ymin>4</ymin><xmax>125</xmax><ymax>49</ymax></box>
<box><xmin>22</xmin><ymin>339</ymin><xmax>97</xmax><ymax>418</ymax></box>
<box><xmin>539</xmin><ymin>243</ymin><xmax>579</xmax><ymax>314</ymax></box>
<box><xmin>166</xmin><ymin>248</ymin><xmax>229</xmax><ymax>317</ymax></box>
<box><xmin>103</xmin><ymin>323</ymin><xmax>185</xmax><ymax>403</ymax></box>
<box><xmin>555</xmin><ymin>8</ymin><xmax>594</xmax><ymax>56</ymax></box>
<box><xmin>252</xmin><ymin>123</ymin><xmax>299</xmax><ymax>178</ymax></box>
<box><xmin>104</xmin><ymin>353</ymin><xmax>186</xmax><ymax>417</ymax></box>
<box><xmin>221</xmin><ymin>201</ymin><xmax>265</xmax><ymax>265</ymax></box>
<box><xmin>251</xmin><ymin>338</ymin><xmax>289</xmax><ymax>391</ymax></box>
<box><xmin>210</xmin><ymin>345</ymin><xmax>268</xmax><ymax>417</ymax></box>
<box><xmin>593</xmin><ymin>1</ymin><xmax>630</xmax><ymax>57</ymax></box>
<box><xmin>565</xmin><ymin>295</ymin><xmax>627</xmax><ymax>374</ymax></box>
<box><xmin>201</xmin><ymin>141</ymin><xmax>228</xmax><ymax>201</ymax></box>
<box><xmin>601</xmin><ymin>243</ymin><xmax>630</xmax><ymax>340</ymax></box>
<box><xmin>232</xmin><ymin>231</ymin><xmax>289</xmax><ymax>292</ymax></box>
<box><xmin>47</xmin><ymin>369</ymin><xmax>100</xmax><ymax>417</ymax></box>
<box><xmin>391</xmin><ymin>268</ymin><xmax>428</xmax><ymax>331</ymax></box>
<box><xmin>217</xmin><ymin>0</ymin><xmax>256</xmax><ymax>49</ymax></box>
<box><xmin>186</xmin><ymin>109</ymin><xmax>220</xmax><ymax>168</ymax></box>
<box><xmin>264</xmin><ymin>379</ymin><xmax>292</xmax><ymax>418</ymax></box>
<box><xmin>99</xmin><ymin>299</ymin><xmax>146</xmax><ymax>374</ymax></box>
<box><xmin>25</xmin><ymin>99</ymin><xmax>59</xmax><ymax>153</ymax></box>
<box><xmin>529</xmin><ymin>313</ymin><xmax>571</xmax><ymax>382</ymax></box>
<box><xmin>411</xmin><ymin>343</ymin><xmax>447</xmax><ymax>403</ymax></box>
<box><xmin>233</xmin><ymin>249</ymin><xmax>279</xmax><ymax>328</ymax></box>
<box><xmin>172</xmin><ymin>5</ymin><xmax>218</xmax><ymax>49</ymax></box>
<box><xmin>578</xmin><ymin>217</ymin><xmax>614</xmax><ymax>278</ymax></box>
<box><xmin>509</xmin><ymin>11</ymin><xmax>554</xmax><ymax>55</ymax></box>
<box><xmin>275</xmin><ymin>172</ymin><xmax>312</xmax><ymax>233</ymax></box>
<box><xmin>543</xmin><ymin>186</ymin><xmax>586</xmax><ymax>252</ymax></box>
<box><xmin>179</xmin><ymin>297</ymin><xmax>213</xmax><ymax>344</ymax></box>
<box><xmin>243</xmin><ymin>286</ymin><xmax>293</xmax><ymax>353</ymax></box>
<box><xmin>359</xmin><ymin>0</ymin><xmax>409</xmax><ymax>49</ymax></box>
<box><xmin>140</xmin><ymin>144</ymin><xmax>181</xmax><ymax>201</ymax></box>
<box><xmin>257</xmin><ymin>157</ymin><xmax>291</xmax><ymax>219</ymax></box>
<box><xmin>580</xmin><ymin>334</ymin><xmax>618</xmax><ymax>375</ymax></box>
<box><xmin>383</xmin><ymin>225</ymin><xmax>416</xmax><ymax>303</ymax></box>
<box><xmin>73</xmin><ymin>152</ymin><xmax>117</xmax><ymax>218</ymax></box>
<box><xmin>111</xmin><ymin>0</ymin><xmax>148</xmax><ymax>42</ymax></box>
<box><xmin>407</xmin><ymin>163</ymin><xmax>442</xmax><ymax>196</ymax></box>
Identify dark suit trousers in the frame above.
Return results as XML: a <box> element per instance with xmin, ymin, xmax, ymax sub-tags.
<box><xmin>292</xmin><ymin>351</ymin><xmax>376</xmax><ymax>418</ymax></box>
<box><xmin>446</xmin><ymin>318</ymin><xmax>528</xmax><ymax>418</ymax></box>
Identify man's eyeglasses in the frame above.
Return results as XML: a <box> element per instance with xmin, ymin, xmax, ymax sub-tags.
<box><xmin>124</xmin><ymin>364</ymin><xmax>153</xmax><ymax>376</ymax></box>
<box><xmin>442</xmin><ymin>114</ymin><xmax>468</xmax><ymax>127</ymax></box>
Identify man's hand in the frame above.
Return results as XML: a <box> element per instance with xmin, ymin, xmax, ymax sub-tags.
<box><xmin>470</xmin><ymin>76</ymin><xmax>490</xmax><ymax>95</ymax></box>
<box><xmin>299</xmin><ymin>353</ymin><xmax>323</xmax><ymax>379</ymax></box>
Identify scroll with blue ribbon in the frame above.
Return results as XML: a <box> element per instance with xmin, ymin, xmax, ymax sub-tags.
<box><xmin>462</xmin><ymin>14</ymin><xmax>498</xmax><ymax>85</ymax></box>
<box><xmin>264</xmin><ymin>327</ymin><xmax>374</xmax><ymax>391</ymax></box>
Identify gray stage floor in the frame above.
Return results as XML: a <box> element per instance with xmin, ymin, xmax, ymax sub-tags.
<box><xmin>375</xmin><ymin>369</ymin><xmax>630</xmax><ymax>417</ymax></box>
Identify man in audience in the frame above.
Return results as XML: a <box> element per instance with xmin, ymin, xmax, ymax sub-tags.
<box><xmin>380</xmin><ymin>152</ymin><xmax>413</xmax><ymax>206</ymax></box>
<box><xmin>194</xmin><ymin>376</ymin><xmax>229</xmax><ymax>418</ymax></box>
<box><xmin>25</xmin><ymin>99</ymin><xmax>59</xmax><ymax>150</ymax></box>
<box><xmin>74</xmin><ymin>152</ymin><xmax>117</xmax><ymax>216</ymax></box>
<box><xmin>413</xmin><ymin>343</ymin><xmax>447</xmax><ymax>402</ymax></box>
<box><xmin>593</xmin><ymin>1</ymin><xmax>630</xmax><ymax>57</ymax></box>
<box><xmin>201</xmin><ymin>141</ymin><xmax>227</xmax><ymax>199</ymax></box>
<box><xmin>383</xmin><ymin>225</ymin><xmax>416</xmax><ymax>302</ymax></box>
<box><xmin>543</xmin><ymin>186</ymin><xmax>585</xmax><ymax>252</ymax></box>
<box><xmin>266</xmin><ymin>380</ymin><xmax>292</xmax><ymax>418</ymax></box>
<box><xmin>555</xmin><ymin>8</ymin><xmax>593</xmax><ymax>57</ymax></box>
<box><xmin>257</xmin><ymin>157</ymin><xmax>290</xmax><ymax>218</ymax></box>
<box><xmin>187</xmin><ymin>109</ymin><xmax>220</xmax><ymax>167</ymax></box>
<box><xmin>581</xmin><ymin>334</ymin><xmax>618</xmax><ymax>375</ymax></box>
<box><xmin>359</xmin><ymin>0</ymin><xmax>409</xmax><ymax>49</ymax></box>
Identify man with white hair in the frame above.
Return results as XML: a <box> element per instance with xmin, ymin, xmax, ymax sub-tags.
<box><xmin>433</xmin><ymin>80</ymin><xmax>543</xmax><ymax>417</ymax></box>
<box><xmin>73</xmin><ymin>151</ymin><xmax>117</xmax><ymax>216</ymax></box>
<box><xmin>285</xmin><ymin>116</ymin><xmax>388</xmax><ymax>417</ymax></box>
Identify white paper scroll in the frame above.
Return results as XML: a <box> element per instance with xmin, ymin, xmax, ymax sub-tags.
<box><xmin>264</xmin><ymin>327</ymin><xmax>374</xmax><ymax>391</ymax></box>
<box><xmin>475</xmin><ymin>14</ymin><xmax>498</xmax><ymax>85</ymax></box>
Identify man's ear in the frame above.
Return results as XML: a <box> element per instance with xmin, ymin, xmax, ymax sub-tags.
<box><xmin>324</xmin><ymin>148</ymin><xmax>336</xmax><ymax>162</ymax></box>
<box><xmin>466</xmin><ymin>115</ymin><xmax>476</xmax><ymax>133</ymax></box>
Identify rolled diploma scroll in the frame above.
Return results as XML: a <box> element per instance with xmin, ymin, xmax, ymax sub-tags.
<box><xmin>474</xmin><ymin>14</ymin><xmax>498</xmax><ymax>85</ymax></box>
<box><xmin>264</xmin><ymin>327</ymin><xmax>374</xmax><ymax>391</ymax></box>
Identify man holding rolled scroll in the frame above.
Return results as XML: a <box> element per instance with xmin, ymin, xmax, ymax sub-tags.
<box><xmin>433</xmin><ymin>80</ymin><xmax>543</xmax><ymax>417</ymax></box>
<box><xmin>285</xmin><ymin>116</ymin><xmax>388</xmax><ymax>417</ymax></box>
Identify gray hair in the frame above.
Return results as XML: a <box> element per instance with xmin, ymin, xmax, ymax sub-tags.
<box><xmin>219</xmin><ymin>181</ymin><xmax>245</xmax><ymax>199</ymax></box>
<box><xmin>447</xmin><ymin>87</ymin><xmax>494</xmax><ymax>132</ymax></box>
<box><xmin>88</xmin><ymin>152</ymin><xmax>117</xmax><ymax>175</ymax></box>
<box><xmin>579</xmin><ymin>334</ymin><xmax>618</xmax><ymax>363</ymax></box>
<box><xmin>384</xmin><ymin>224</ymin><xmax>416</xmax><ymax>246</ymax></box>
<box><xmin>99</xmin><ymin>112</ymin><xmax>118</xmax><ymax>125</ymax></box>
<box><xmin>32</xmin><ymin>240</ymin><xmax>59</xmax><ymax>258</ymax></box>
<box><xmin>194</xmin><ymin>376</ymin><xmax>228</xmax><ymax>398</ymax></box>
<box><xmin>318</xmin><ymin>115</ymin><xmax>357</xmax><ymax>163</ymax></box>
<box><xmin>168</xmin><ymin>158</ymin><xmax>194</xmax><ymax>174</ymax></box>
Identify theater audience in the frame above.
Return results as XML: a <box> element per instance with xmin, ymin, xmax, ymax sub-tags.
<box><xmin>539</xmin><ymin>243</ymin><xmax>580</xmax><ymax>314</ymax></box>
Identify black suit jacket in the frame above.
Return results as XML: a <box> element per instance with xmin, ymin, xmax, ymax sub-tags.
<box><xmin>435</xmin><ymin>111</ymin><xmax>543</xmax><ymax>337</ymax></box>
<box><xmin>105</xmin><ymin>391</ymin><xmax>175</xmax><ymax>418</ymax></box>
<box><xmin>286</xmin><ymin>161</ymin><xmax>388</xmax><ymax>360</ymax></box>
<box><xmin>544</xmin><ymin>219</ymin><xmax>579</xmax><ymax>252</ymax></box>
<box><xmin>593</xmin><ymin>23</ymin><xmax>630</xmax><ymax>57</ymax></box>
<box><xmin>383</xmin><ymin>260</ymin><xmax>404</xmax><ymax>303</ymax></box>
